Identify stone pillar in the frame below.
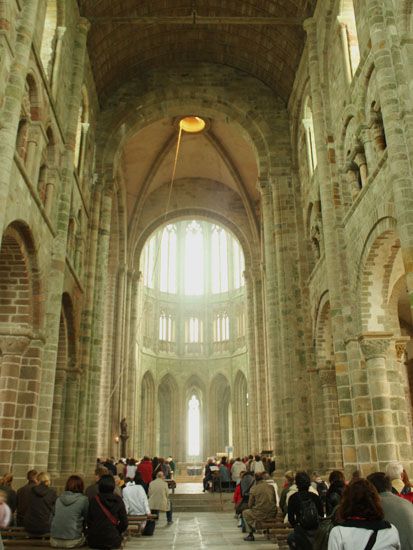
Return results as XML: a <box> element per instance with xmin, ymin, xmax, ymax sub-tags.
<box><xmin>126</xmin><ymin>270</ymin><xmax>139</xmax><ymax>454</ymax></box>
<box><xmin>319</xmin><ymin>369</ymin><xmax>343</xmax><ymax>470</ymax></box>
<box><xmin>0</xmin><ymin>333</ymin><xmax>30</xmax><ymax>471</ymax></box>
<box><xmin>0</xmin><ymin>0</ymin><xmax>40</xmax><ymax>241</ymax></box>
<box><xmin>244</xmin><ymin>268</ymin><xmax>259</xmax><ymax>452</ymax></box>
<box><xmin>48</xmin><ymin>368</ymin><xmax>67</xmax><ymax>475</ymax></box>
<box><xmin>365</xmin><ymin>1</ymin><xmax>413</xmax><ymax>314</ymax></box>
<box><xmin>304</xmin><ymin>18</ymin><xmax>355</xmax><ymax>474</ymax></box>
<box><xmin>358</xmin><ymin>333</ymin><xmax>398</xmax><ymax>471</ymax></box>
<box><xmin>61</xmin><ymin>369</ymin><xmax>81</xmax><ymax>473</ymax></box>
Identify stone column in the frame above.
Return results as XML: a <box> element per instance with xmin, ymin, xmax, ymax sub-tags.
<box><xmin>126</xmin><ymin>270</ymin><xmax>139</xmax><ymax>454</ymax></box>
<box><xmin>0</xmin><ymin>333</ymin><xmax>30</xmax><ymax>471</ymax></box>
<box><xmin>0</xmin><ymin>0</ymin><xmax>40</xmax><ymax>241</ymax></box>
<box><xmin>61</xmin><ymin>369</ymin><xmax>81</xmax><ymax>473</ymax></box>
<box><xmin>365</xmin><ymin>1</ymin><xmax>413</xmax><ymax>314</ymax></box>
<box><xmin>244</xmin><ymin>268</ymin><xmax>259</xmax><ymax>452</ymax></box>
<box><xmin>47</xmin><ymin>368</ymin><xmax>67</xmax><ymax>475</ymax></box>
<box><xmin>258</xmin><ymin>178</ymin><xmax>277</xmax><ymax>452</ymax></box>
<box><xmin>319</xmin><ymin>369</ymin><xmax>343</xmax><ymax>470</ymax></box>
<box><xmin>359</xmin><ymin>333</ymin><xmax>399</xmax><ymax>470</ymax></box>
<box><xmin>304</xmin><ymin>18</ymin><xmax>356</xmax><ymax>474</ymax></box>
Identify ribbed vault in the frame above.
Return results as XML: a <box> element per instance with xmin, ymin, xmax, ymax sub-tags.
<box><xmin>79</xmin><ymin>0</ymin><xmax>316</xmax><ymax>103</ymax></box>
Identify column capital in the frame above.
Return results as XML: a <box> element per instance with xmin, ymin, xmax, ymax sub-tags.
<box><xmin>303</xmin><ymin>17</ymin><xmax>316</xmax><ymax>33</ymax></box>
<box><xmin>359</xmin><ymin>332</ymin><xmax>393</xmax><ymax>359</ymax></box>
<box><xmin>394</xmin><ymin>336</ymin><xmax>410</xmax><ymax>362</ymax></box>
<box><xmin>0</xmin><ymin>330</ymin><xmax>32</xmax><ymax>354</ymax></box>
<box><xmin>78</xmin><ymin>17</ymin><xmax>92</xmax><ymax>34</ymax></box>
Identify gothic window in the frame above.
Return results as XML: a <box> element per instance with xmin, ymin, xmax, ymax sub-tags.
<box><xmin>187</xmin><ymin>395</ymin><xmax>200</xmax><ymax>456</ymax></box>
<box><xmin>160</xmin><ymin>224</ymin><xmax>177</xmax><ymax>293</ymax></box>
<box><xmin>159</xmin><ymin>311</ymin><xmax>173</xmax><ymax>342</ymax></box>
<box><xmin>74</xmin><ymin>87</ymin><xmax>89</xmax><ymax>173</ymax></box>
<box><xmin>187</xmin><ymin>317</ymin><xmax>202</xmax><ymax>343</ymax></box>
<box><xmin>233</xmin><ymin>239</ymin><xmax>245</xmax><ymax>289</ymax></box>
<box><xmin>40</xmin><ymin>1</ymin><xmax>57</xmax><ymax>79</ymax></box>
<box><xmin>302</xmin><ymin>97</ymin><xmax>317</xmax><ymax>176</ymax></box>
<box><xmin>338</xmin><ymin>1</ymin><xmax>361</xmax><ymax>81</ymax></box>
<box><xmin>184</xmin><ymin>221</ymin><xmax>204</xmax><ymax>295</ymax></box>
<box><xmin>211</xmin><ymin>225</ymin><xmax>229</xmax><ymax>293</ymax></box>
<box><xmin>214</xmin><ymin>313</ymin><xmax>230</xmax><ymax>342</ymax></box>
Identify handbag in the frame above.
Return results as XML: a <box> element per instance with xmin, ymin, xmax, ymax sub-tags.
<box><xmin>95</xmin><ymin>495</ymin><xmax>120</xmax><ymax>526</ymax></box>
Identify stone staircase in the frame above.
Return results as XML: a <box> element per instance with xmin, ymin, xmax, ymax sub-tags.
<box><xmin>170</xmin><ymin>490</ymin><xmax>232</xmax><ymax>512</ymax></box>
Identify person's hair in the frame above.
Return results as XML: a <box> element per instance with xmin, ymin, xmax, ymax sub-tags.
<box><xmin>95</xmin><ymin>465</ymin><xmax>108</xmax><ymax>478</ymax></box>
<box><xmin>312</xmin><ymin>471</ymin><xmax>320</xmax><ymax>478</ymax></box>
<box><xmin>329</xmin><ymin>470</ymin><xmax>345</xmax><ymax>484</ymax></box>
<box><xmin>285</xmin><ymin>470</ymin><xmax>295</xmax><ymax>483</ymax></box>
<box><xmin>221</xmin><ymin>457</ymin><xmax>227</xmax><ymax>465</ymax></box>
<box><xmin>262</xmin><ymin>473</ymin><xmax>271</xmax><ymax>480</ymax></box>
<box><xmin>350</xmin><ymin>470</ymin><xmax>361</xmax><ymax>483</ymax></box>
<box><xmin>295</xmin><ymin>471</ymin><xmax>311</xmax><ymax>491</ymax></box>
<box><xmin>37</xmin><ymin>472</ymin><xmax>50</xmax><ymax>486</ymax></box>
<box><xmin>402</xmin><ymin>469</ymin><xmax>411</xmax><ymax>488</ymax></box>
<box><xmin>156</xmin><ymin>471</ymin><xmax>165</xmax><ymax>479</ymax></box>
<box><xmin>27</xmin><ymin>469</ymin><xmax>38</xmax><ymax>482</ymax></box>
<box><xmin>98</xmin><ymin>474</ymin><xmax>115</xmax><ymax>494</ymax></box>
<box><xmin>385</xmin><ymin>461</ymin><xmax>403</xmax><ymax>480</ymax></box>
<box><xmin>65</xmin><ymin>475</ymin><xmax>84</xmax><ymax>494</ymax></box>
<box><xmin>367</xmin><ymin>472</ymin><xmax>392</xmax><ymax>494</ymax></box>
<box><xmin>143</xmin><ymin>456</ymin><xmax>150</xmax><ymax>461</ymax></box>
<box><xmin>248</xmin><ymin>455</ymin><xmax>253</xmax><ymax>460</ymax></box>
<box><xmin>254</xmin><ymin>455</ymin><xmax>261</xmax><ymax>462</ymax></box>
<box><xmin>236</xmin><ymin>457</ymin><xmax>241</xmax><ymax>462</ymax></box>
<box><xmin>0</xmin><ymin>473</ymin><xmax>13</xmax><ymax>486</ymax></box>
<box><xmin>134</xmin><ymin>471</ymin><xmax>144</xmax><ymax>486</ymax></box>
<box><xmin>255</xmin><ymin>472</ymin><xmax>265</xmax><ymax>482</ymax></box>
<box><xmin>337</xmin><ymin>479</ymin><xmax>384</xmax><ymax>522</ymax></box>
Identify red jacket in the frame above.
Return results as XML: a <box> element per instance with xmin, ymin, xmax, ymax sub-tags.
<box><xmin>233</xmin><ymin>484</ymin><xmax>242</xmax><ymax>505</ymax></box>
<box><xmin>137</xmin><ymin>460</ymin><xmax>153</xmax><ymax>484</ymax></box>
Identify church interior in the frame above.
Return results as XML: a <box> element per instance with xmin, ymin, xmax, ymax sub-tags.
<box><xmin>1</xmin><ymin>0</ymin><xmax>413</xmax><ymax>500</ymax></box>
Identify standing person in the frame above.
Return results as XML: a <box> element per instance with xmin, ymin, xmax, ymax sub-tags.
<box><xmin>50</xmin><ymin>475</ymin><xmax>88</xmax><ymax>548</ymax></box>
<box><xmin>242</xmin><ymin>472</ymin><xmax>277</xmax><ymax>541</ymax></box>
<box><xmin>148</xmin><ymin>471</ymin><xmax>173</xmax><ymax>524</ymax></box>
<box><xmin>137</xmin><ymin>457</ymin><xmax>153</xmax><ymax>493</ymax></box>
<box><xmin>250</xmin><ymin>455</ymin><xmax>265</xmax><ymax>474</ymax></box>
<box><xmin>287</xmin><ymin>472</ymin><xmax>323</xmax><ymax>549</ymax></box>
<box><xmin>167</xmin><ymin>456</ymin><xmax>176</xmax><ymax>477</ymax></box>
<box><xmin>24</xmin><ymin>472</ymin><xmax>57</xmax><ymax>535</ymax></box>
<box><xmin>152</xmin><ymin>457</ymin><xmax>160</xmax><ymax>480</ymax></box>
<box><xmin>202</xmin><ymin>458</ymin><xmax>215</xmax><ymax>492</ymax></box>
<box><xmin>87</xmin><ymin>475</ymin><xmax>128</xmax><ymax>550</ymax></box>
<box><xmin>280</xmin><ymin>471</ymin><xmax>295</xmax><ymax>516</ymax></box>
<box><xmin>0</xmin><ymin>474</ymin><xmax>17</xmax><ymax>516</ymax></box>
<box><xmin>328</xmin><ymin>479</ymin><xmax>400</xmax><ymax>550</ymax></box>
<box><xmin>326</xmin><ymin>470</ymin><xmax>346</xmax><ymax>516</ymax></box>
<box><xmin>125</xmin><ymin>458</ymin><xmax>137</xmax><ymax>480</ymax></box>
<box><xmin>16</xmin><ymin>470</ymin><xmax>37</xmax><ymax>526</ymax></box>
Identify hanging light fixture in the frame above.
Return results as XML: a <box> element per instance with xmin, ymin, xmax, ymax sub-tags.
<box><xmin>179</xmin><ymin>116</ymin><xmax>206</xmax><ymax>133</ymax></box>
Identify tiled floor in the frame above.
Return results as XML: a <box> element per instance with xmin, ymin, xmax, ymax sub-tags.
<box><xmin>126</xmin><ymin>512</ymin><xmax>278</xmax><ymax>549</ymax></box>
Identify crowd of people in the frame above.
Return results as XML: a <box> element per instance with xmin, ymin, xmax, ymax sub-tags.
<box><xmin>0</xmin><ymin>456</ymin><xmax>413</xmax><ymax>549</ymax></box>
<box><xmin>226</xmin><ymin>459</ymin><xmax>413</xmax><ymax>548</ymax></box>
<box><xmin>0</xmin><ymin>455</ymin><xmax>176</xmax><ymax>549</ymax></box>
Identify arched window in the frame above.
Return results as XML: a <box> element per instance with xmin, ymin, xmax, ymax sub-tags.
<box><xmin>187</xmin><ymin>394</ymin><xmax>200</xmax><ymax>456</ymax></box>
<box><xmin>302</xmin><ymin>97</ymin><xmax>317</xmax><ymax>176</ymax></box>
<box><xmin>40</xmin><ymin>1</ymin><xmax>57</xmax><ymax>79</ymax></box>
<box><xmin>184</xmin><ymin>221</ymin><xmax>204</xmax><ymax>295</ymax></box>
<box><xmin>211</xmin><ymin>225</ymin><xmax>229</xmax><ymax>293</ymax></box>
<box><xmin>160</xmin><ymin>224</ymin><xmax>177</xmax><ymax>293</ymax></box>
<box><xmin>187</xmin><ymin>317</ymin><xmax>202</xmax><ymax>343</ymax></box>
<box><xmin>338</xmin><ymin>1</ymin><xmax>361</xmax><ymax>82</ymax></box>
<box><xmin>233</xmin><ymin>238</ymin><xmax>245</xmax><ymax>289</ymax></box>
<box><xmin>159</xmin><ymin>312</ymin><xmax>173</xmax><ymax>341</ymax></box>
<box><xmin>214</xmin><ymin>313</ymin><xmax>230</xmax><ymax>342</ymax></box>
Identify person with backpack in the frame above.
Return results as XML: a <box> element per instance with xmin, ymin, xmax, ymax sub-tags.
<box><xmin>287</xmin><ymin>471</ymin><xmax>324</xmax><ymax>549</ymax></box>
<box><xmin>327</xmin><ymin>479</ymin><xmax>400</xmax><ymax>549</ymax></box>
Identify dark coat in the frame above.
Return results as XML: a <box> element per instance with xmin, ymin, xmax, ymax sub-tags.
<box><xmin>24</xmin><ymin>483</ymin><xmax>57</xmax><ymax>534</ymax></box>
<box><xmin>325</xmin><ymin>480</ymin><xmax>345</xmax><ymax>516</ymax></box>
<box><xmin>16</xmin><ymin>481</ymin><xmax>37</xmax><ymax>526</ymax></box>
<box><xmin>87</xmin><ymin>492</ymin><xmax>128</xmax><ymax>549</ymax></box>
<box><xmin>0</xmin><ymin>485</ymin><xmax>17</xmax><ymax>514</ymax></box>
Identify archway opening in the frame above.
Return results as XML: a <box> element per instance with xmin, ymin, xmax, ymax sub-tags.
<box><xmin>187</xmin><ymin>395</ymin><xmax>201</xmax><ymax>457</ymax></box>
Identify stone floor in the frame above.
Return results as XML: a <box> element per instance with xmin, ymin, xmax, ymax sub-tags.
<box><xmin>126</xmin><ymin>512</ymin><xmax>278</xmax><ymax>549</ymax></box>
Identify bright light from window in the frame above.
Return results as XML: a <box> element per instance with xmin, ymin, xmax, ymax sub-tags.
<box><xmin>185</xmin><ymin>221</ymin><xmax>204</xmax><ymax>295</ymax></box>
<box><xmin>233</xmin><ymin>239</ymin><xmax>245</xmax><ymax>289</ymax></box>
<box><xmin>211</xmin><ymin>226</ymin><xmax>228</xmax><ymax>293</ymax></box>
<box><xmin>187</xmin><ymin>395</ymin><xmax>200</xmax><ymax>456</ymax></box>
<box><xmin>160</xmin><ymin>225</ymin><xmax>177</xmax><ymax>293</ymax></box>
<box><xmin>189</xmin><ymin>317</ymin><xmax>200</xmax><ymax>343</ymax></box>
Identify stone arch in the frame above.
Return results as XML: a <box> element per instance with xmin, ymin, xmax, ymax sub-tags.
<box><xmin>232</xmin><ymin>370</ymin><xmax>248</xmax><ymax>457</ymax></box>
<box><xmin>315</xmin><ymin>294</ymin><xmax>334</xmax><ymax>368</ymax></box>
<box><xmin>158</xmin><ymin>374</ymin><xmax>179</xmax><ymax>459</ymax></box>
<box><xmin>0</xmin><ymin>221</ymin><xmax>43</xmax><ymax>472</ymax></box>
<box><xmin>140</xmin><ymin>371</ymin><xmax>156</xmax><ymax>457</ymax></box>
<box><xmin>357</xmin><ymin>217</ymin><xmax>400</xmax><ymax>332</ymax></box>
<box><xmin>209</xmin><ymin>373</ymin><xmax>231</xmax><ymax>456</ymax></box>
<box><xmin>184</xmin><ymin>374</ymin><xmax>205</xmax><ymax>460</ymax></box>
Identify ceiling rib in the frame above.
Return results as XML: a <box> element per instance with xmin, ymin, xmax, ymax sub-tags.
<box><xmin>87</xmin><ymin>15</ymin><xmax>303</xmax><ymax>26</ymax></box>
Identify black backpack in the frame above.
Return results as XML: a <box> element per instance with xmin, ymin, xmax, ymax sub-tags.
<box><xmin>297</xmin><ymin>493</ymin><xmax>320</xmax><ymax>530</ymax></box>
<box><xmin>316</xmin><ymin>481</ymin><xmax>328</xmax><ymax>503</ymax></box>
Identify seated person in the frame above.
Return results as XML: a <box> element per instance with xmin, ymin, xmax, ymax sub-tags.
<box><xmin>87</xmin><ymin>474</ymin><xmax>128</xmax><ymax>550</ymax></box>
<box><xmin>24</xmin><ymin>472</ymin><xmax>57</xmax><ymax>535</ymax></box>
<box><xmin>123</xmin><ymin>472</ymin><xmax>151</xmax><ymax>517</ymax></box>
<box><xmin>50</xmin><ymin>475</ymin><xmax>88</xmax><ymax>548</ymax></box>
<box><xmin>287</xmin><ymin>472</ymin><xmax>323</xmax><ymax>549</ymax></box>
<box><xmin>242</xmin><ymin>472</ymin><xmax>277</xmax><ymax>541</ymax></box>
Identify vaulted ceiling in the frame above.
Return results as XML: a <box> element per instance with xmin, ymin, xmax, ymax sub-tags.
<box><xmin>79</xmin><ymin>0</ymin><xmax>316</xmax><ymax>104</ymax></box>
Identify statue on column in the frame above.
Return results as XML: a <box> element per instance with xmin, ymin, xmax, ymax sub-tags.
<box><xmin>120</xmin><ymin>417</ymin><xmax>129</xmax><ymax>458</ymax></box>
